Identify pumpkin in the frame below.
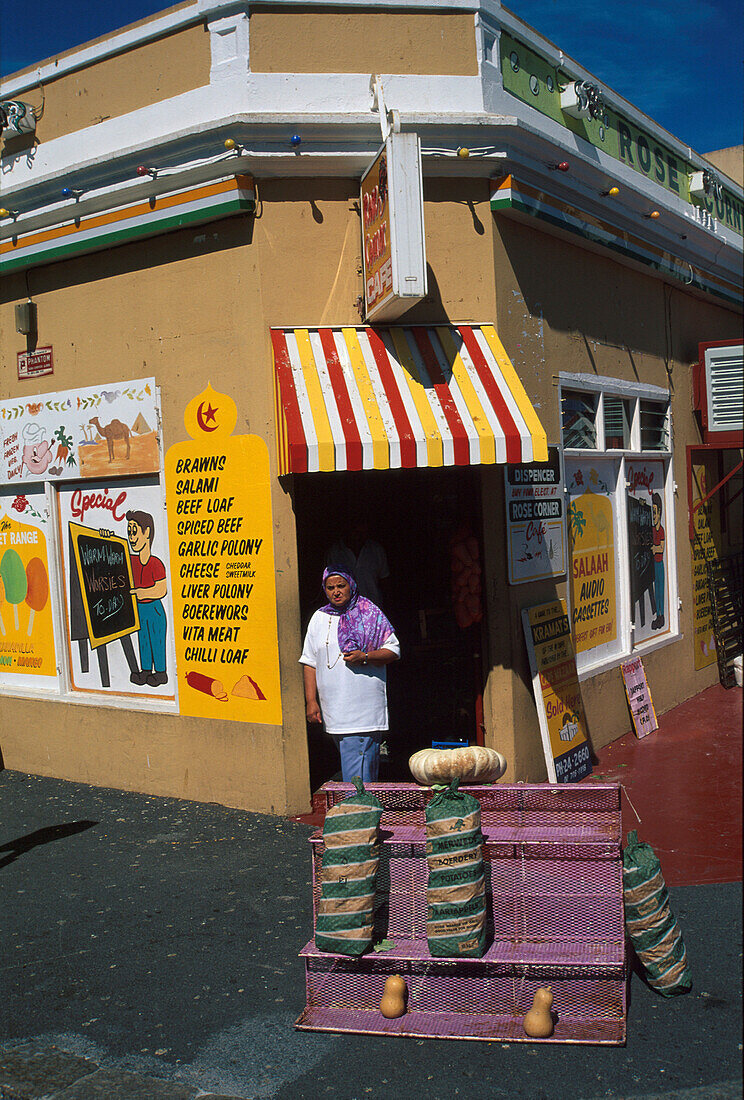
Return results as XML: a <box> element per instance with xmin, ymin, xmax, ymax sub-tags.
<box><xmin>408</xmin><ymin>745</ymin><xmax>507</xmax><ymax>785</ymax></box>
<box><xmin>380</xmin><ymin>974</ymin><xmax>407</xmax><ymax>1018</ymax></box>
<box><xmin>523</xmin><ymin>986</ymin><xmax>554</xmax><ymax>1038</ymax></box>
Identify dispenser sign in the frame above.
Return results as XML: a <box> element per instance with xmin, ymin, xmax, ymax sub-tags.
<box><xmin>505</xmin><ymin>447</ymin><xmax>566</xmax><ymax>584</ymax></box>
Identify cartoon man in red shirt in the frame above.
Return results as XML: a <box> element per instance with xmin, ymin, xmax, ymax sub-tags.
<box><xmin>127</xmin><ymin>509</ymin><xmax>168</xmax><ymax>686</ymax></box>
<box><xmin>651</xmin><ymin>492</ymin><xmax>665</xmax><ymax>630</ymax></box>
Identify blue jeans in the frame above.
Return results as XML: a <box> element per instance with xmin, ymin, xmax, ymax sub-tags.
<box><xmin>336</xmin><ymin>732</ymin><xmax>382</xmax><ymax>783</ymax></box>
<box><xmin>137</xmin><ymin>600</ymin><xmax>167</xmax><ymax>673</ymax></box>
<box><xmin>654</xmin><ymin>561</ymin><xmax>665</xmax><ymax>619</ymax></box>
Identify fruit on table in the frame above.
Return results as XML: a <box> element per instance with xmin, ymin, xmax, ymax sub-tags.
<box><xmin>523</xmin><ymin>986</ymin><xmax>555</xmax><ymax>1038</ymax></box>
<box><xmin>408</xmin><ymin>745</ymin><xmax>507</xmax><ymax>785</ymax></box>
<box><xmin>380</xmin><ymin>975</ymin><xmax>407</xmax><ymax>1018</ymax></box>
<box><xmin>25</xmin><ymin>557</ymin><xmax>49</xmax><ymax>636</ymax></box>
<box><xmin>1</xmin><ymin>548</ymin><xmax>28</xmax><ymax>630</ymax></box>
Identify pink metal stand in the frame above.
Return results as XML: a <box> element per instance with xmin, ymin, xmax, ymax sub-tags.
<box><xmin>296</xmin><ymin>783</ymin><xmax>626</xmax><ymax>1044</ymax></box>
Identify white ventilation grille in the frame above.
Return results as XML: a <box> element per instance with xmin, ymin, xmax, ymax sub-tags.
<box><xmin>705</xmin><ymin>345</ymin><xmax>743</xmax><ymax>434</ymax></box>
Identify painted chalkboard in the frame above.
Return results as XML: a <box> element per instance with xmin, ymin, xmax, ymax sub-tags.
<box><xmin>626</xmin><ymin>495</ymin><xmax>656</xmax><ymax>628</ymax></box>
<box><xmin>69</xmin><ymin>522</ymin><xmax>139</xmax><ymax>647</ymax></box>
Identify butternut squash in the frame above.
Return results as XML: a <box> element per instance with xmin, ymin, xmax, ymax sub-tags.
<box><xmin>523</xmin><ymin>986</ymin><xmax>554</xmax><ymax>1038</ymax></box>
<box><xmin>380</xmin><ymin>974</ymin><xmax>407</xmax><ymax>1018</ymax></box>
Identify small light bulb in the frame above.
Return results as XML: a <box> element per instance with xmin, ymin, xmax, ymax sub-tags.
<box><xmin>61</xmin><ymin>187</ymin><xmax>72</xmax><ymax>197</ymax></box>
<box><xmin>609</xmin><ymin>186</ymin><xmax>620</xmax><ymax>196</ymax></box>
<box><xmin>290</xmin><ymin>133</ymin><xmax>302</xmax><ymax>147</ymax></box>
<box><xmin>136</xmin><ymin>165</ymin><xmax>149</xmax><ymax>176</ymax></box>
<box><xmin>457</xmin><ymin>147</ymin><xmax>470</xmax><ymax>159</ymax></box>
<box><xmin>224</xmin><ymin>138</ymin><xmax>236</xmax><ymax>150</ymax></box>
<box><xmin>649</xmin><ymin>210</ymin><xmax>660</xmax><ymax>219</ymax></box>
<box><xmin>0</xmin><ymin>208</ymin><xmax>9</xmax><ymax>217</ymax></box>
<box><xmin>558</xmin><ymin>161</ymin><xmax>570</xmax><ymax>172</ymax></box>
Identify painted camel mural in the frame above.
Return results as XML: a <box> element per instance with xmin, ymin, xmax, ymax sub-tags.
<box><xmin>89</xmin><ymin>416</ymin><xmax>131</xmax><ymax>461</ymax></box>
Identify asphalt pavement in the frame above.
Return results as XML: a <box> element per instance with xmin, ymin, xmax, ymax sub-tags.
<box><xmin>1</xmin><ymin>768</ymin><xmax>741</xmax><ymax>1100</ymax></box>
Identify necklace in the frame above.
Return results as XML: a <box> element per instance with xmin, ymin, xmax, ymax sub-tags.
<box><xmin>325</xmin><ymin>615</ymin><xmax>343</xmax><ymax>668</ymax></box>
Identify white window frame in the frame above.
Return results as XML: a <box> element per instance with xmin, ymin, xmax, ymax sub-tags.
<box><xmin>560</xmin><ymin>372</ymin><xmax>679</xmax><ymax>680</ymax></box>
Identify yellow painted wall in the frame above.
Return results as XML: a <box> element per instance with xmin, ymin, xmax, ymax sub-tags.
<box><xmin>486</xmin><ymin>214</ymin><xmax>743</xmax><ymax>778</ymax></box>
<box><xmin>0</xmin><ymin>212</ymin><xmax>309</xmax><ymax>814</ymax></box>
<box><xmin>249</xmin><ymin>10</ymin><xmax>478</xmax><ymax>75</ymax></box>
<box><xmin>1</xmin><ymin>171</ymin><xmax>740</xmax><ymax>805</ymax></box>
<box><xmin>7</xmin><ymin>22</ymin><xmax>209</xmax><ymax>145</ymax></box>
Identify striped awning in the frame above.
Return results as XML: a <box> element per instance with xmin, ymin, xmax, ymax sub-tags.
<box><xmin>271</xmin><ymin>324</ymin><xmax>548</xmax><ymax>475</ymax></box>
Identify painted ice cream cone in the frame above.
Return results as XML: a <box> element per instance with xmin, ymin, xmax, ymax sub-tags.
<box><xmin>25</xmin><ymin>557</ymin><xmax>49</xmax><ymax>636</ymax></box>
<box><xmin>0</xmin><ymin>549</ymin><xmax>27</xmax><ymax>631</ymax></box>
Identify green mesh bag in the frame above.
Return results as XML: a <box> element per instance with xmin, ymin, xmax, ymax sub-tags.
<box><xmin>623</xmin><ymin>830</ymin><xmax>692</xmax><ymax>996</ymax></box>
<box><xmin>425</xmin><ymin>778</ymin><xmax>487</xmax><ymax>958</ymax></box>
<box><xmin>314</xmin><ymin>777</ymin><xmax>383</xmax><ymax>956</ymax></box>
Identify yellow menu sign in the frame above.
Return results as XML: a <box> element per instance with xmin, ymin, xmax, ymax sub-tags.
<box><xmin>165</xmin><ymin>385</ymin><xmax>282</xmax><ymax>724</ymax></box>
<box><xmin>522</xmin><ymin>599</ymin><xmax>592</xmax><ymax>783</ymax></box>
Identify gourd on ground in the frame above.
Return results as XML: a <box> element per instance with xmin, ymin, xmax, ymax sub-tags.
<box><xmin>409</xmin><ymin>745</ymin><xmax>507</xmax><ymax>785</ymax></box>
<box><xmin>523</xmin><ymin>986</ymin><xmax>554</xmax><ymax>1038</ymax></box>
<box><xmin>380</xmin><ymin>974</ymin><xmax>407</xmax><ymax>1018</ymax></box>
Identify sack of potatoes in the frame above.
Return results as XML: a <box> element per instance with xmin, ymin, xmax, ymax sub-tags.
<box><xmin>409</xmin><ymin>745</ymin><xmax>507</xmax><ymax>785</ymax></box>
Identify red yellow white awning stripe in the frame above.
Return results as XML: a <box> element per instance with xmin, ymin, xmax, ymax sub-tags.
<box><xmin>271</xmin><ymin>325</ymin><xmax>548</xmax><ymax>475</ymax></box>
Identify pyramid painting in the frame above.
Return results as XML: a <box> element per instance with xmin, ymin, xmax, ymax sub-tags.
<box><xmin>132</xmin><ymin>413</ymin><xmax>152</xmax><ymax>434</ymax></box>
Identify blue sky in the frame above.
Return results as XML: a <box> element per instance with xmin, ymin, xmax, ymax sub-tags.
<box><xmin>1</xmin><ymin>0</ymin><xmax>742</xmax><ymax>155</ymax></box>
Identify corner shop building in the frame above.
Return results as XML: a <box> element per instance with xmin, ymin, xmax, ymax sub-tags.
<box><xmin>0</xmin><ymin>0</ymin><xmax>741</xmax><ymax>814</ymax></box>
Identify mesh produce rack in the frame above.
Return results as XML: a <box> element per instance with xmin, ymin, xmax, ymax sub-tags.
<box><xmin>296</xmin><ymin>782</ymin><xmax>626</xmax><ymax>1044</ymax></box>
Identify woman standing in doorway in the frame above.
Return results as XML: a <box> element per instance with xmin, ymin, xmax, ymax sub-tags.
<box><xmin>300</xmin><ymin>568</ymin><xmax>400</xmax><ymax>782</ymax></box>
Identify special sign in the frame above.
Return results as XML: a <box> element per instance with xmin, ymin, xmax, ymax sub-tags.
<box><xmin>522</xmin><ymin>599</ymin><xmax>592</xmax><ymax>784</ymax></box>
<box><xmin>165</xmin><ymin>385</ymin><xmax>282</xmax><ymax>725</ymax></box>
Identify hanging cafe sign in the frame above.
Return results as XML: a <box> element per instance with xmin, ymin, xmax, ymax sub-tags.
<box><xmin>361</xmin><ymin>132</ymin><xmax>427</xmax><ymax>322</ymax></box>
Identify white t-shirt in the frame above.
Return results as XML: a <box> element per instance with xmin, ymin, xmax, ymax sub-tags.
<box><xmin>325</xmin><ymin>540</ymin><xmax>389</xmax><ymax>607</ymax></box>
<box><xmin>299</xmin><ymin>609</ymin><xmax>400</xmax><ymax>735</ymax></box>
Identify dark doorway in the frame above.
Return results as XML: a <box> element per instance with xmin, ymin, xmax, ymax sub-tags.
<box><xmin>292</xmin><ymin>466</ymin><xmax>487</xmax><ymax>791</ymax></box>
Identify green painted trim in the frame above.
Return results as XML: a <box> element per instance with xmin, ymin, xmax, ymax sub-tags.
<box><xmin>493</xmin><ymin>189</ymin><xmax>741</xmax><ymax>307</ymax></box>
<box><xmin>0</xmin><ymin>197</ymin><xmax>255</xmax><ymax>275</ymax></box>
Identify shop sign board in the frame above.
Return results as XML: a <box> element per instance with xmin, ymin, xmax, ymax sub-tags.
<box><xmin>498</xmin><ymin>31</ymin><xmax>743</xmax><ymax>238</ymax></box>
<box><xmin>690</xmin><ymin>462</ymin><xmax>719</xmax><ymax>670</ymax></box>
<box><xmin>165</xmin><ymin>385</ymin><xmax>282</xmax><ymax>725</ymax></box>
<box><xmin>566</xmin><ymin>462</ymin><xmax>618</xmax><ymax>656</ymax></box>
<box><xmin>18</xmin><ymin>347</ymin><xmax>54</xmax><ymax>380</ymax></box>
<box><xmin>361</xmin><ymin>132</ymin><xmax>427</xmax><ymax>322</ymax></box>
<box><xmin>505</xmin><ymin>446</ymin><xmax>566</xmax><ymax>584</ymax></box>
<box><xmin>620</xmin><ymin>656</ymin><xmax>658</xmax><ymax>738</ymax></box>
<box><xmin>0</xmin><ymin>489</ymin><xmax>59</xmax><ymax>688</ymax></box>
<box><xmin>522</xmin><ymin>599</ymin><xmax>592</xmax><ymax>783</ymax></box>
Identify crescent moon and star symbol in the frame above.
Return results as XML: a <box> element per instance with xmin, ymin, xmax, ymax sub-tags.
<box><xmin>196</xmin><ymin>401</ymin><xmax>219</xmax><ymax>433</ymax></box>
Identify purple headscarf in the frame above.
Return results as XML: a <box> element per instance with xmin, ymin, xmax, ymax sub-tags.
<box><xmin>321</xmin><ymin>567</ymin><xmax>395</xmax><ymax>654</ymax></box>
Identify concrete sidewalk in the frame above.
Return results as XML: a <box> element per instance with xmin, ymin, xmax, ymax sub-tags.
<box><xmin>1</xmin><ymin>763</ymin><xmax>742</xmax><ymax>1100</ymax></box>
